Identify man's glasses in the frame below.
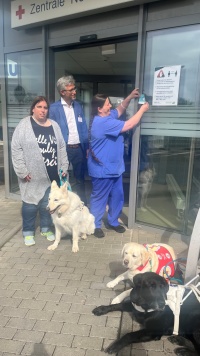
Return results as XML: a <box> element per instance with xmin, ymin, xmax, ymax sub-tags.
<box><xmin>63</xmin><ymin>87</ymin><xmax>77</xmax><ymax>93</ymax></box>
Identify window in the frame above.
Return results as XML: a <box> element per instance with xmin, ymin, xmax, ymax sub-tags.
<box><xmin>5</xmin><ymin>49</ymin><xmax>43</xmax><ymax>194</ymax></box>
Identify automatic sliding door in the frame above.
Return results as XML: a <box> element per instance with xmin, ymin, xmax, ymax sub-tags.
<box><xmin>136</xmin><ymin>25</ymin><xmax>200</xmax><ymax>234</ymax></box>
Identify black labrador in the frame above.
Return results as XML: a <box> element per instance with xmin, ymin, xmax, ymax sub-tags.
<box><xmin>92</xmin><ymin>272</ymin><xmax>200</xmax><ymax>355</ymax></box>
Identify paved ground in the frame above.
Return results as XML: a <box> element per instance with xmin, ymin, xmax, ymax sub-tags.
<box><xmin>0</xmin><ymin>184</ymin><xmax>190</xmax><ymax>355</ymax></box>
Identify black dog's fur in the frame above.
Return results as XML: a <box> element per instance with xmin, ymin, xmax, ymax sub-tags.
<box><xmin>92</xmin><ymin>272</ymin><xmax>200</xmax><ymax>355</ymax></box>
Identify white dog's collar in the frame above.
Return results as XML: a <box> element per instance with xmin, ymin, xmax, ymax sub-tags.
<box><xmin>131</xmin><ymin>302</ymin><xmax>154</xmax><ymax>313</ymax></box>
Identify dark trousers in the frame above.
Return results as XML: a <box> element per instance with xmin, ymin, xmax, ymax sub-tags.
<box><xmin>67</xmin><ymin>145</ymin><xmax>87</xmax><ymax>204</ymax></box>
<box><xmin>22</xmin><ymin>187</ymin><xmax>52</xmax><ymax>236</ymax></box>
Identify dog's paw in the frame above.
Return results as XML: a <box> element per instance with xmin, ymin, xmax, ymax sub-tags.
<box><xmin>92</xmin><ymin>305</ymin><xmax>109</xmax><ymax>316</ymax></box>
<box><xmin>111</xmin><ymin>296</ymin><xmax>121</xmax><ymax>305</ymax></box>
<box><xmin>47</xmin><ymin>244</ymin><xmax>57</xmax><ymax>251</ymax></box>
<box><xmin>106</xmin><ymin>280</ymin><xmax>117</xmax><ymax>289</ymax></box>
<box><xmin>168</xmin><ymin>336</ymin><xmax>182</xmax><ymax>345</ymax></box>
<box><xmin>168</xmin><ymin>336</ymin><xmax>195</xmax><ymax>351</ymax></box>
<box><xmin>174</xmin><ymin>347</ymin><xmax>197</xmax><ymax>356</ymax></box>
<box><xmin>72</xmin><ymin>245</ymin><xmax>79</xmax><ymax>253</ymax></box>
<box><xmin>81</xmin><ymin>234</ymin><xmax>87</xmax><ymax>240</ymax></box>
<box><xmin>104</xmin><ymin>341</ymin><xmax>121</xmax><ymax>354</ymax></box>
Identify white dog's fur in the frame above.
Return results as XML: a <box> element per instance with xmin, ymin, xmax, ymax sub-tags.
<box><xmin>47</xmin><ymin>181</ymin><xmax>95</xmax><ymax>253</ymax></box>
<box><xmin>138</xmin><ymin>168</ymin><xmax>156</xmax><ymax>211</ymax></box>
<box><xmin>107</xmin><ymin>242</ymin><xmax>176</xmax><ymax>304</ymax></box>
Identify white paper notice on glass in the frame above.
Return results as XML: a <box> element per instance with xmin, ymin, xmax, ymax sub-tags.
<box><xmin>152</xmin><ymin>65</ymin><xmax>181</xmax><ymax>106</ymax></box>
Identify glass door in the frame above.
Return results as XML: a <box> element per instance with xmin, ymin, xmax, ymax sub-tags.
<box><xmin>54</xmin><ymin>39</ymin><xmax>138</xmax><ymax>213</ymax></box>
<box><xmin>136</xmin><ymin>25</ymin><xmax>200</xmax><ymax>235</ymax></box>
<box><xmin>0</xmin><ymin>83</ymin><xmax>3</xmax><ymax>184</ymax></box>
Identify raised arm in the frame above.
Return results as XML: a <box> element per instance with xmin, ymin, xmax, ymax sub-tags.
<box><xmin>121</xmin><ymin>102</ymin><xmax>149</xmax><ymax>133</ymax></box>
<box><xmin>116</xmin><ymin>88</ymin><xmax>140</xmax><ymax>117</ymax></box>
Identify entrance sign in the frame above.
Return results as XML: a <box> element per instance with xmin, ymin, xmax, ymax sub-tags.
<box><xmin>7</xmin><ymin>60</ymin><xmax>18</xmax><ymax>79</ymax></box>
<box><xmin>11</xmin><ymin>0</ymin><xmax>160</xmax><ymax>29</ymax></box>
<box><xmin>152</xmin><ymin>65</ymin><xmax>181</xmax><ymax>106</ymax></box>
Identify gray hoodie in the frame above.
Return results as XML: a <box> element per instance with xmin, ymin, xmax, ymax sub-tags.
<box><xmin>11</xmin><ymin>116</ymin><xmax>69</xmax><ymax>204</ymax></box>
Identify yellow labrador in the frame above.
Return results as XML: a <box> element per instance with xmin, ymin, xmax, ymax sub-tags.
<box><xmin>107</xmin><ymin>242</ymin><xmax>176</xmax><ymax>304</ymax></box>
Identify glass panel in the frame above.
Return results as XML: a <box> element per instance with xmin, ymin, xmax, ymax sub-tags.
<box><xmin>0</xmin><ymin>83</ymin><xmax>2</xmax><ymax>141</ymax></box>
<box><xmin>136</xmin><ymin>25</ymin><xmax>200</xmax><ymax>234</ymax></box>
<box><xmin>187</xmin><ymin>138</ymin><xmax>200</xmax><ymax>235</ymax></box>
<box><xmin>75</xmin><ymin>82</ymin><xmax>93</xmax><ymax>127</ymax></box>
<box><xmin>0</xmin><ymin>83</ymin><xmax>4</xmax><ymax>184</ymax></box>
<box><xmin>136</xmin><ymin>135</ymin><xmax>190</xmax><ymax>232</ymax></box>
<box><xmin>5</xmin><ymin>49</ymin><xmax>43</xmax><ymax>194</ymax></box>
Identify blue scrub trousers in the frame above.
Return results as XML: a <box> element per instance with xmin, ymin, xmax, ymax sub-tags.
<box><xmin>22</xmin><ymin>187</ymin><xmax>52</xmax><ymax>237</ymax></box>
<box><xmin>90</xmin><ymin>175</ymin><xmax>124</xmax><ymax>228</ymax></box>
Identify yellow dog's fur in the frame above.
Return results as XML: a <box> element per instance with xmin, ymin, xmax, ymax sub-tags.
<box><xmin>47</xmin><ymin>181</ymin><xmax>95</xmax><ymax>253</ymax></box>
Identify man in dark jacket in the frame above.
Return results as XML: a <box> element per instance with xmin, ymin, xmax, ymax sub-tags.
<box><xmin>49</xmin><ymin>75</ymin><xmax>88</xmax><ymax>204</ymax></box>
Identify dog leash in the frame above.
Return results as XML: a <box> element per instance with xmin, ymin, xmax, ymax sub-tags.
<box><xmin>163</xmin><ymin>257</ymin><xmax>187</xmax><ymax>285</ymax></box>
<box><xmin>59</xmin><ymin>169</ymin><xmax>72</xmax><ymax>191</ymax></box>
<box><xmin>166</xmin><ymin>274</ymin><xmax>200</xmax><ymax>335</ymax></box>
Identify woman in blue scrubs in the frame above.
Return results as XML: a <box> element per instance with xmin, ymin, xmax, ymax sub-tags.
<box><xmin>87</xmin><ymin>89</ymin><xmax>149</xmax><ymax>238</ymax></box>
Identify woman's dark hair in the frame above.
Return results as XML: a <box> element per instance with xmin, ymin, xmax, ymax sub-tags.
<box><xmin>89</xmin><ymin>94</ymin><xmax>111</xmax><ymax>164</ymax></box>
<box><xmin>30</xmin><ymin>96</ymin><xmax>49</xmax><ymax>115</ymax></box>
<box><xmin>91</xmin><ymin>94</ymin><xmax>110</xmax><ymax>117</ymax></box>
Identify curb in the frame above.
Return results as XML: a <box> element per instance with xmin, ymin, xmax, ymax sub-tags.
<box><xmin>0</xmin><ymin>222</ymin><xmax>22</xmax><ymax>249</ymax></box>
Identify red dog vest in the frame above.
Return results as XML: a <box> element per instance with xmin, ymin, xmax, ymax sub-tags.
<box><xmin>137</xmin><ymin>244</ymin><xmax>175</xmax><ymax>278</ymax></box>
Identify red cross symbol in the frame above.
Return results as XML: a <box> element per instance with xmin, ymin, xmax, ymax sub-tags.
<box><xmin>16</xmin><ymin>5</ymin><xmax>25</xmax><ymax>20</ymax></box>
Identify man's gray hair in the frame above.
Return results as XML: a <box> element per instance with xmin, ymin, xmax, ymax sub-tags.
<box><xmin>56</xmin><ymin>75</ymin><xmax>75</xmax><ymax>92</ymax></box>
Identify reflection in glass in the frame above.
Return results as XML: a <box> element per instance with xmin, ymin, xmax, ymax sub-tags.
<box><xmin>137</xmin><ymin>24</ymin><xmax>200</xmax><ymax>234</ymax></box>
<box><xmin>5</xmin><ymin>50</ymin><xmax>43</xmax><ymax>194</ymax></box>
<box><xmin>136</xmin><ymin>135</ymin><xmax>190</xmax><ymax>232</ymax></box>
<box><xmin>136</xmin><ymin>136</ymin><xmax>200</xmax><ymax>235</ymax></box>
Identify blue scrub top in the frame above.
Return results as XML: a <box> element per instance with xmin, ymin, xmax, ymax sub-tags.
<box><xmin>87</xmin><ymin>109</ymin><xmax>125</xmax><ymax>178</ymax></box>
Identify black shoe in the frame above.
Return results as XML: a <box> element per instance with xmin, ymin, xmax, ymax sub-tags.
<box><xmin>107</xmin><ymin>224</ymin><xmax>126</xmax><ymax>233</ymax></box>
<box><xmin>94</xmin><ymin>228</ymin><xmax>105</xmax><ymax>238</ymax></box>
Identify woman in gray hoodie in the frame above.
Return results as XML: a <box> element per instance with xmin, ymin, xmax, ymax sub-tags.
<box><xmin>11</xmin><ymin>96</ymin><xmax>69</xmax><ymax>246</ymax></box>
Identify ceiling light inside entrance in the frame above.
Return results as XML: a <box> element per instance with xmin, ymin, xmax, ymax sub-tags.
<box><xmin>101</xmin><ymin>44</ymin><xmax>116</xmax><ymax>55</ymax></box>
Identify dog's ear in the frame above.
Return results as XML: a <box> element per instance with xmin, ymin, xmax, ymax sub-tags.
<box><xmin>141</xmin><ymin>247</ymin><xmax>149</xmax><ymax>266</ymax></box>
<box><xmin>121</xmin><ymin>244</ymin><xmax>128</xmax><ymax>257</ymax></box>
<box><xmin>60</xmin><ymin>182</ymin><xmax>68</xmax><ymax>193</ymax></box>
<box><xmin>51</xmin><ymin>180</ymin><xmax>58</xmax><ymax>190</ymax></box>
<box><xmin>162</xmin><ymin>278</ymin><xmax>169</xmax><ymax>294</ymax></box>
<box><xmin>132</xmin><ymin>273</ymin><xmax>142</xmax><ymax>287</ymax></box>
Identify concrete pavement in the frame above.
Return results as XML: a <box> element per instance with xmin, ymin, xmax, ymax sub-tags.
<box><xmin>0</xmin><ymin>184</ymin><xmax>189</xmax><ymax>356</ymax></box>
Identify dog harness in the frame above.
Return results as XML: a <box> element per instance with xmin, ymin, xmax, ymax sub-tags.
<box><xmin>166</xmin><ymin>275</ymin><xmax>200</xmax><ymax>335</ymax></box>
<box><xmin>137</xmin><ymin>244</ymin><xmax>175</xmax><ymax>278</ymax></box>
<box><xmin>132</xmin><ymin>275</ymin><xmax>200</xmax><ymax>335</ymax></box>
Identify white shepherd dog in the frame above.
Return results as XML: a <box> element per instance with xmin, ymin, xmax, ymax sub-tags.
<box><xmin>47</xmin><ymin>180</ymin><xmax>95</xmax><ymax>253</ymax></box>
